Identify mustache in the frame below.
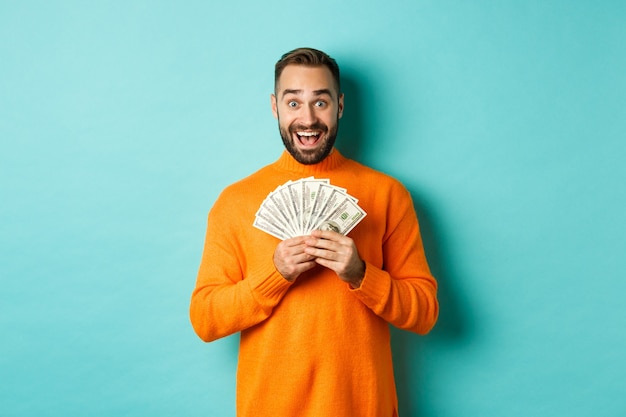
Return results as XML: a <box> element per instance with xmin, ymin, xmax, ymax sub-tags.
<box><xmin>289</xmin><ymin>123</ymin><xmax>328</xmax><ymax>132</ymax></box>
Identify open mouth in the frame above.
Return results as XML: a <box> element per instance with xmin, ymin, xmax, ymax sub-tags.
<box><xmin>295</xmin><ymin>130</ymin><xmax>322</xmax><ymax>148</ymax></box>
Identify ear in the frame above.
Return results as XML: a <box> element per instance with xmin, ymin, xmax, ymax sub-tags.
<box><xmin>271</xmin><ymin>94</ymin><xmax>278</xmax><ymax>119</ymax></box>
<box><xmin>338</xmin><ymin>93</ymin><xmax>345</xmax><ymax>119</ymax></box>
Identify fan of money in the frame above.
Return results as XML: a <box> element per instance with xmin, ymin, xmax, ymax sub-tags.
<box><xmin>253</xmin><ymin>177</ymin><xmax>367</xmax><ymax>240</ymax></box>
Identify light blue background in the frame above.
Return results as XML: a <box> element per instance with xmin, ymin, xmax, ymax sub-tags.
<box><xmin>1</xmin><ymin>1</ymin><xmax>624</xmax><ymax>416</ymax></box>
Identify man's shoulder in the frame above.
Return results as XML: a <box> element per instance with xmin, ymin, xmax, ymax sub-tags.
<box><xmin>343</xmin><ymin>158</ymin><xmax>407</xmax><ymax>189</ymax></box>
<box><xmin>221</xmin><ymin>163</ymin><xmax>276</xmax><ymax>194</ymax></box>
<box><xmin>211</xmin><ymin>161</ymin><xmax>284</xmax><ymax>211</ymax></box>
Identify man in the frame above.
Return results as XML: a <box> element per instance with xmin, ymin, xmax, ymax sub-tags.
<box><xmin>190</xmin><ymin>47</ymin><xmax>438</xmax><ymax>417</ymax></box>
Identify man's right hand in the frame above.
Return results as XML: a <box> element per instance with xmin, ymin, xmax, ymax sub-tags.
<box><xmin>273</xmin><ymin>236</ymin><xmax>317</xmax><ymax>282</ymax></box>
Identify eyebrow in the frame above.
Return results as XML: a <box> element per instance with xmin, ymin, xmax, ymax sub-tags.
<box><xmin>281</xmin><ymin>88</ymin><xmax>334</xmax><ymax>99</ymax></box>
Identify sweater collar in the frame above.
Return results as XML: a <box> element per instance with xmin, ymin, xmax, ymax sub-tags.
<box><xmin>273</xmin><ymin>148</ymin><xmax>348</xmax><ymax>175</ymax></box>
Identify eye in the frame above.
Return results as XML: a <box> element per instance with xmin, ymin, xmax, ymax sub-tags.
<box><xmin>315</xmin><ymin>100</ymin><xmax>327</xmax><ymax>108</ymax></box>
<box><xmin>288</xmin><ymin>100</ymin><xmax>298</xmax><ymax>108</ymax></box>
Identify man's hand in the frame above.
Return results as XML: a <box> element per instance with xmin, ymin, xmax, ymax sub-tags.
<box><xmin>304</xmin><ymin>230</ymin><xmax>365</xmax><ymax>288</ymax></box>
<box><xmin>273</xmin><ymin>236</ymin><xmax>317</xmax><ymax>282</ymax></box>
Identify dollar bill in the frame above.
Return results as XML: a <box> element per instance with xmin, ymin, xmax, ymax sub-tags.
<box><xmin>253</xmin><ymin>177</ymin><xmax>366</xmax><ymax>240</ymax></box>
<box><xmin>315</xmin><ymin>197</ymin><xmax>367</xmax><ymax>235</ymax></box>
<box><xmin>305</xmin><ymin>185</ymin><xmax>344</xmax><ymax>234</ymax></box>
<box><xmin>253</xmin><ymin>215</ymin><xmax>291</xmax><ymax>240</ymax></box>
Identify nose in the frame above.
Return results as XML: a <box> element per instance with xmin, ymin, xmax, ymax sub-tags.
<box><xmin>301</xmin><ymin>103</ymin><xmax>317</xmax><ymax>125</ymax></box>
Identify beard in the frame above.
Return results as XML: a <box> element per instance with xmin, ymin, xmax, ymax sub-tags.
<box><xmin>279</xmin><ymin>120</ymin><xmax>339</xmax><ymax>165</ymax></box>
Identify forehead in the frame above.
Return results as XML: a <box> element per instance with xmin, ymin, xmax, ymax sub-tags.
<box><xmin>276</xmin><ymin>65</ymin><xmax>338</xmax><ymax>97</ymax></box>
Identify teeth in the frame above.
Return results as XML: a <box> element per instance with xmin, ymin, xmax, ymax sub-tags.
<box><xmin>297</xmin><ymin>131</ymin><xmax>319</xmax><ymax>137</ymax></box>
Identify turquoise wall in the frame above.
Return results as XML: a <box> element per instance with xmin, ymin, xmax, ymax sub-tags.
<box><xmin>1</xmin><ymin>1</ymin><xmax>624</xmax><ymax>416</ymax></box>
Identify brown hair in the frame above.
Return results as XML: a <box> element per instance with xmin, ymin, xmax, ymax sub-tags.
<box><xmin>274</xmin><ymin>47</ymin><xmax>341</xmax><ymax>94</ymax></box>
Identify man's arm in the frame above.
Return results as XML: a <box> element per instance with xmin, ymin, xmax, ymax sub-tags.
<box><xmin>302</xmin><ymin>188</ymin><xmax>439</xmax><ymax>335</ymax></box>
<box><xmin>189</xmin><ymin>200</ymin><xmax>294</xmax><ymax>342</ymax></box>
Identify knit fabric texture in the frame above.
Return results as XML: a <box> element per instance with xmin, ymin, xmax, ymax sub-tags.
<box><xmin>190</xmin><ymin>149</ymin><xmax>438</xmax><ymax>417</ymax></box>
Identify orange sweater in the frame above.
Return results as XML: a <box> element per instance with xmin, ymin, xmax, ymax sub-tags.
<box><xmin>190</xmin><ymin>149</ymin><xmax>438</xmax><ymax>417</ymax></box>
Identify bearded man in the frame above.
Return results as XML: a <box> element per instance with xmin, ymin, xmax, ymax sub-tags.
<box><xmin>190</xmin><ymin>47</ymin><xmax>439</xmax><ymax>417</ymax></box>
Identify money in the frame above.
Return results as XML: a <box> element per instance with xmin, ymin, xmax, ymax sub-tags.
<box><xmin>254</xmin><ymin>178</ymin><xmax>366</xmax><ymax>239</ymax></box>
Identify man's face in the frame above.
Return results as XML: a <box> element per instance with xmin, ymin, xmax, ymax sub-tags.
<box><xmin>271</xmin><ymin>65</ymin><xmax>344</xmax><ymax>165</ymax></box>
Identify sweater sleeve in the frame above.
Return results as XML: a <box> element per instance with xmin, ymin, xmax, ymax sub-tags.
<box><xmin>350</xmin><ymin>184</ymin><xmax>439</xmax><ymax>335</ymax></box>
<box><xmin>189</xmin><ymin>192</ymin><xmax>293</xmax><ymax>342</ymax></box>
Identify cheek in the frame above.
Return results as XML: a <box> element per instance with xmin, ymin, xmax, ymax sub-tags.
<box><xmin>324</xmin><ymin>113</ymin><xmax>339</xmax><ymax>127</ymax></box>
<box><xmin>278</xmin><ymin>117</ymin><xmax>295</xmax><ymax>133</ymax></box>
<box><xmin>282</xmin><ymin>114</ymin><xmax>298</xmax><ymax>127</ymax></box>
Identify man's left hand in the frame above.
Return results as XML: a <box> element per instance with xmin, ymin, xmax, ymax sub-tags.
<box><xmin>304</xmin><ymin>230</ymin><xmax>365</xmax><ymax>288</ymax></box>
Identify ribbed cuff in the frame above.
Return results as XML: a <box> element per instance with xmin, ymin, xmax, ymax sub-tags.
<box><xmin>350</xmin><ymin>261</ymin><xmax>391</xmax><ymax>314</ymax></box>
<box><xmin>245</xmin><ymin>260</ymin><xmax>293</xmax><ymax>312</ymax></box>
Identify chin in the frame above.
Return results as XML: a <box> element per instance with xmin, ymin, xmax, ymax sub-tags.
<box><xmin>279</xmin><ymin>126</ymin><xmax>337</xmax><ymax>165</ymax></box>
<box><xmin>292</xmin><ymin>141</ymin><xmax>334</xmax><ymax>165</ymax></box>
